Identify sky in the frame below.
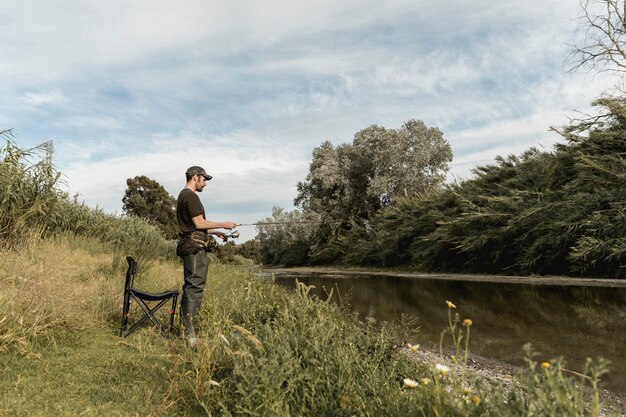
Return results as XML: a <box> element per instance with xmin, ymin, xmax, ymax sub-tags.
<box><xmin>0</xmin><ymin>0</ymin><xmax>619</xmax><ymax>242</ymax></box>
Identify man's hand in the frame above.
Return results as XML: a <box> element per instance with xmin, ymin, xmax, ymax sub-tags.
<box><xmin>223</xmin><ymin>222</ymin><xmax>239</xmax><ymax>229</ymax></box>
<box><xmin>210</xmin><ymin>230</ymin><xmax>228</xmax><ymax>242</ymax></box>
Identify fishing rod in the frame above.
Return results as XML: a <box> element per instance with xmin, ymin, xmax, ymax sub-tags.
<box><xmin>223</xmin><ymin>221</ymin><xmax>316</xmax><ymax>239</ymax></box>
<box><xmin>225</xmin><ymin>220</ymin><xmax>343</xmax><ymax>238</ymax></box>
<box><xmin>237</xmin><ymin>221</ymin><xmax>318</xmax><ymax>226</ymax></box>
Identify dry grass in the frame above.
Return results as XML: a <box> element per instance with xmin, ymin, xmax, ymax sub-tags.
<box><xmin>0</xmin><ymin>233</ymin><xmax>181</xmax><ymax>357</ymax></box>
<box><xmin>0</xmin><ymin>234</ymin><xmax>185</xmax><ymax>416</ymax></box>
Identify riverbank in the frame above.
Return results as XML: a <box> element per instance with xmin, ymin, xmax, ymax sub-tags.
<box><xmin>264</xmin><ymin>267</ymin><xmax>626</xmax><ymax>395</ymax></box>
<box><xmin>265</xmin><ymin>267</ymin><xmax>626</xmax><ymax>287</ymax></box>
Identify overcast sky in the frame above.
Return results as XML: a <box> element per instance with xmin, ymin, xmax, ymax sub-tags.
<box><xmin>1</xmin><ymin>0</ymin><xmax>619</xmax><ymax>241</ymax></box>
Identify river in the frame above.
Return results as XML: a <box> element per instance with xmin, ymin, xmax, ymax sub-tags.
<box><xmin>260</xmin><ymin>270</ymin><xmax>626</xmax><ymax>394</ymax></box>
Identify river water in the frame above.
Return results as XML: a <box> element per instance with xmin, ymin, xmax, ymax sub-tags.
<box><xmin>262</xmin><ymin>271</ymin><xmax>626</xmax><ymax>393</ymax></box>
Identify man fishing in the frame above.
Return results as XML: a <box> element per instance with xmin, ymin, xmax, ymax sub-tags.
<box><xmin>176</xmin><ymin>166</ymin><xmax>239</xmax><ymax>347</ymax></box>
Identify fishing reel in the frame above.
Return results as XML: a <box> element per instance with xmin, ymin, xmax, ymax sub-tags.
<box><xmin>225</xmin><ymin>229</ymin><xmax>240</xmax><ymax>239</ymax></box>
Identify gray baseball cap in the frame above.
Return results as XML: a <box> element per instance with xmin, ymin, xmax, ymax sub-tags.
<box><xmin>186</xmin><ymin>166</ymin><xmax>212</xmax><ymax>180</ymax></box>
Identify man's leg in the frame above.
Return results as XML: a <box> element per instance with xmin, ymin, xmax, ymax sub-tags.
<box><xmin>181</xmin><ymin>251</ymin><xmax>209</xmax><ymax>337</ymax></box>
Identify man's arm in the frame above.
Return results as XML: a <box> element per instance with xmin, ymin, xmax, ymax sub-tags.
<box><xmin>191</xmin><ymin>215</ymin><xmax>238</xmax><ymax>231</ymax></box>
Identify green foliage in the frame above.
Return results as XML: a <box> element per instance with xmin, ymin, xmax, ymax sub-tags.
<box><xmin>259</xmin><ymin>119</ymin><xmax>453</xmax><ymax>265</ymax></box>
<box><xmin>256</xmin><ymin>207</ymin><xmax>318</xmax><ymax>266</ymax></box>
<box><xmin>213</xmin><ymin>241</ymin><xmax>256</xmax><ymax>266</ymax></box>
<box><xmin>336</xmin><ymin>97</ymin><xmax>626</xmax><ymax>277</ymax></box>
<box><xmin>1</xmin><ymin>238</ymin><xmax>619</xmax><ymax>416</ymax></box>
<box><xmin>0</xmin><ymin>137</ymin><xmax>174</xmax><ymax>262</ymax></box>
<box><xmin>295</xmin><ymin>120</ymin><xmax>452</xmax><ymax>222</ymax></box>
<box><xmin>168</xmin><ymin>273</ymin><xmax>618</xmax><ymax>416</ymax></box>
<box><xmin>512</xmin><ymin>345</ymin><xmax>612</xmax><ymax>417</ymax></box>
<box><xmin>122</xmin><ymin>175</ymin><xmax>178</xmax><ymax>239</ymax></box>
<box><xmin>0</xmin><ymin>133</ymin><xmax>62</xmax><ymax>249</ymax></box>
<box><xmin>231</xmin><ymin>239</ymin><xmax>262</xmax><ymax>264</ymax></box>
<box><xmin>172</xmin><ymin>272</ymin><xmax>425</xmax><ymax>416</ymax></box>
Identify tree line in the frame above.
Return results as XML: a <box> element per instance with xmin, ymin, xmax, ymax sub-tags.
<box><xmin>256</xmin><ymin>97</ymin><xmax>626</xmax><ymax>278</ymax></box>
<box><xmin>122</xmin><ymin>97</ymin><xmax>626</xmax><ymax>278</ymax></box>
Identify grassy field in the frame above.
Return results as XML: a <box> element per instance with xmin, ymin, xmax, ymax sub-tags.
<box><xmin>1</xmin><ymin>236</ymin><xmax>623</xmax><ymax>416</ymax></box>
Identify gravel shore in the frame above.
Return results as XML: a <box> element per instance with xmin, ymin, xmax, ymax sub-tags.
<box><xmin>403</xmin><ymin>345</ymin><xmax>625</xmax><ymax>416</ymax></box>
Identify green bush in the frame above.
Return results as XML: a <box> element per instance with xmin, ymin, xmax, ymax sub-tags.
<box><xmin>337</xmin><ymin>97</ymin><xmax>626</xmax><ymax>278</ymax></box>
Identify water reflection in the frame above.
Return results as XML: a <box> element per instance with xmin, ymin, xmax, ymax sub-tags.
<box><xmin>263</xmin><ymin>271</ymin><xmax>626</xmax><ymax>393</ymax></box>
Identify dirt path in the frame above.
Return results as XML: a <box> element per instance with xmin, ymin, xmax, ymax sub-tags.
<box><xmin>265</xmin><ymin>267</ymin><xmax>626</xmax><ymax>287</ymax></box>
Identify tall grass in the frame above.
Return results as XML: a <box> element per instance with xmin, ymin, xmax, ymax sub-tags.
<box><xmin>163</xmin><ymin>268</ymin><xmax>620</xmax><ymax>416</ymax></box>
<box><xmin>0</xmin><ymin>132</ymin><xmax>60</xmax><ymax>249</ymax></box>
<box><xmin>0</xmin><ymin>138</ymin><xmax>175</xmax><ymax>263</ymax></box>
<box><xmin>0</xmin><ymin>134</ymin><xmax>177</xmax><ymax>355</ymax></box>
<box><xmin>0</xmin><ymin>232</ymin><xmax>180</xmax><ymax>357</ymax></box>
<box><xmin>0</xmin><ymin>236</ymin><xmax>114</xmax><ymax>355</ymax></box>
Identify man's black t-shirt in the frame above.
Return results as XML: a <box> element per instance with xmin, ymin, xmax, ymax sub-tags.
<box><xmin>176</xmin><ymin>188</ymin><xmax>205</xmax><ymax>234</ymax></box>
<box><xmin>176</xmin><ymin>188</ymin><xmax>206</xmax><ymax>257</ymax></box>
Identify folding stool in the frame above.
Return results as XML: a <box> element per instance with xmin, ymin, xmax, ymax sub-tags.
<box><xmin>119</xmin><ymin>256</ymin><xmax>179</xmax><ymax>337</ymax></box>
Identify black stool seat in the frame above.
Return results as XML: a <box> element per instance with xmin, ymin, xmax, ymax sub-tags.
<box><xmin>129</xmin><ymin>288</ymin><xmax>179</xmax><ymax>302</ymax></box>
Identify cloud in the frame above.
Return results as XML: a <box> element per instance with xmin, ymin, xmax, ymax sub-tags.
<box><xmin>21</xmin><ymin>90</ymin><xmax>68</xmax><ymax>107</ymax></box>
<box><xmin>60</xmin><ymin>128</ymin><xmax>308</xmax><ymax>213</ymax></box>
<box><xmin>1</xmin><ymin>0</ymin><xmax>622</xmax><ymax>243</ymax></box>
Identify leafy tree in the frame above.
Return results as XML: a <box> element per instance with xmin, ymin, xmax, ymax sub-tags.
<box><xmin>292</xmin><ymin>119</ymin><xmax>452</xmax><ymax>262</ymax></box>
<box><xmin>256</xmin><ymin>207</ymin><xmax>317</xmax><ymax>265</ymax></box>
<box><xmin>122</xmin><ymin>175</ymin><xmax>177</xmax><ymax>239</ymax></box>
<box><xmin>296</xmin><ymin>120</ymin><xmax>452</xmax><ymax>222</ymax></box>
<box><xmin>234</xmin><ymin>239</ymin><xmax>262</xmax><ymax>264</ymax></box>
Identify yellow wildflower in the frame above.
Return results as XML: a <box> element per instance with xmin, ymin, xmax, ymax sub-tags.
<box><xmin>541</xmin><ymin>362</ymin><xmax>551</xmax><ymax>369</ymax></box>
<box><xmin>463</xmin><ymin>319</ymin><xmax>473</xmax><ymax>326</ymax></box>
<box><xmin>436</xmin><ymin>364</ymin><xmax>450</xmax><ymax>376</ymax></box>
<box><xmin>407</xmin><ymin>343</ymin><xmax>420</xmax><ymax>352</ymax></box>
<box><xmin>445</xmin><ymin>300</ymin><xmax>456</xmax><ymax>309</ymax></box>
<box><xmin>421</xmin><ymin>378</ymin><xmax>431</xmax><ymax>385</ymax></box>
<box><xmin>403</xmin><ymin>378</ymin><xmax>419</xmax><ymax>388</ymax></box>
<box><xmin>470</xmin><ymin>395</ymin><xmax>481</xmax><ymax>405</ymax></box>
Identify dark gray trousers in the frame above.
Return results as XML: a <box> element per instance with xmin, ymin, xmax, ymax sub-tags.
<box><xmin>181</xmin><ymin>251</ymin><xmax>209</xmax><ymax>336</ymax></box>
